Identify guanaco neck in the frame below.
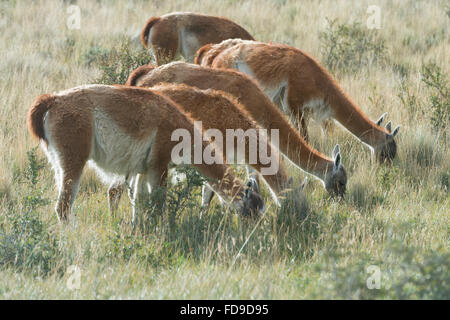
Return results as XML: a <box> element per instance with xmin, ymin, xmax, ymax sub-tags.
<box><xmin>246</xmin><ymin>90</ymin><xmax>334</xmax><ymax>182</ymax></box>
<box><xmin>277</xmin><ymin>125</ymin><xmax>334</xmax><ymax>181</ymax></box>
<box><xmin>326</xmin><ymin>79</ymin><xmax>388</xmax><ymax>149</ymax></box>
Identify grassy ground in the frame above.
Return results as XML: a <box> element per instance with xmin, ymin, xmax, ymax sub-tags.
<box><xmin>0</xmin><ymin>0</ymin><xmax>448</xmax><ymax>299</ymax></box>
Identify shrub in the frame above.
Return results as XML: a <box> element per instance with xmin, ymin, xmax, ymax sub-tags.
<box><xmin>313</xmin><ymin>242</ymin><xmax>450</xmax><ymax>299</ymax></box>
<box><xmin>92</xmin><ymin>38</ymin><xmax>153</xmax><ymax>85</ymax></box>
<box><xmin>397</xmin><ymin>79</ymin><xmax>421</xmax><ymax>119</ymax></box>
<box><xmin>384</xmin><ymin>242</ymin><xmax>450</xmax><ymax>299</ymax></box>
<box><xmin>420</xmin><ymin>62</ymin><xmax>449</xmax><ymax>132</ymax></box>
<box><xmin>0</xmin><ymin>148</ymin><xmax>62</xmax><ymax>276</ymax></box>
<box><xmin>319</xmin><ymin>18</ymin><xmax>386</xmax><ymax>73</ymax></box>
<box><xmin>81</xmin><ymin>45</ymin><xmax>109</xmax><ymax>67</ymax></box>
<box><xmin>164</xmin><ymin>166</ymin><xmax>205</xmax><ymax>236</ymax></box>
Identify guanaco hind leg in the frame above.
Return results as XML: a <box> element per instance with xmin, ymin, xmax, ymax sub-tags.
<box><xmin>131</xmin><ymin>163</ymin><xmax>168</xmax><ymax>229</ymax></box>
<box><xmin>55</xmin><ymin>169</ymin><xmax>83</xmax><ymax>222</ymax></box>
<box><xmin>47</xmin><ymin>111</ymin><xmax>92</xmax><ymax>222</ymax></box>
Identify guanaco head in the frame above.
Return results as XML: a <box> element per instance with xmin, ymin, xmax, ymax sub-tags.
<box><xmin>240</xmin><ymin>178</ymin><xmax>265</xmax><ymax>218</ymax></box>
<box><xmin>324</xmin><ymin>144</ymin><xmax>347</xmax><ymax>198</ymax></box>
<box><xmin>374</xmin><ymin>113</ymin><xmax>400</xmax><ymax>163</ymax></box>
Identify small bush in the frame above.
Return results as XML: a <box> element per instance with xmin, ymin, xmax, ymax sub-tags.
<box><xmin>319</xmin><ymin>18</ymin><xmax>387</xmax><ymax>73</ymax></box>
<box><xmin>397</xmin><ymin>79</ymin><xmax>421</xmax><ymax>119</ymax></box>
<box><xmin>0</xmin><ymin>148</ymin><xmax>62</xmax><ymax>276</ymax></box>
<box><xmin>384</xmin><ymin>242</ymin><xmax>450</xmax><ymax>299</ymax></box>
<box><xmin>124</xmin><ymin>166</ymin><xmax>206</xmax><ymax>236</ymax></box>
<box><xmin>105</xmin><ymin>166</ymin><xmax>207</xmax><ymax>265</ymax></box>
<box><xmin>92</xmin><ymin>38</ymin><xmax>153</xmax><ymax>85</ymax></box>
<box><xmin>313</xmin><ymin>242</ymin><xmax>450</xmax><ymax>299</ymax></box>
<box><xmin>81</xmin><ymin>45</ymin><xmax>109</xmax><ymax>67</ymax></box>
<box><xmin>420</xmin><ymin>62</ymin><xmax>449</xmax><ymax>132</ymax></box>
<box><xmin>164</xmin><ymin>166</ymin><xmax>205</xmax><ymax>236</ymax></box>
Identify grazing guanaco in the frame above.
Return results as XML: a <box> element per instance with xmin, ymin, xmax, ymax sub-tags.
<box><xmin>148</xmin><ymin>83</ymin><xmax>291</xmax><ymax>208</ymax></box>
<box><xmin>195</xmin><ymin>40</ymin><xmax>400</xmax><ymax>163</ymax></box>
<box><xmin>26</xmin><ymin>85</ymin><xmax>264</xmax><ymax>225</ymax></box>
<box><xmin>126</xmin><ymin>62</ymin><xmax>347</xmax><ymax>197</ymax></box>
<box><xmin>140</xmin><ymin>12</ymin><xmax>254</xmax><ymax>65</ymax></box>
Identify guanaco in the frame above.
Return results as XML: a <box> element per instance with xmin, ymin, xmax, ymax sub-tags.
<box><xmin>195</xmin><ymin>39</ymin><xmax>400</xmax><ymax>163</ymax></box>
<box><xmin>140</xmin><ymin>12</ymin><xmax>254</xmax><ymax>65</ymax></box>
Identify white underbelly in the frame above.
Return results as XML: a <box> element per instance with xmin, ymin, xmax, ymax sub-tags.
<box><xmin>89</xmin><ymin>110</ymin><xmax>157</xmax><ymax>184</ymax></box>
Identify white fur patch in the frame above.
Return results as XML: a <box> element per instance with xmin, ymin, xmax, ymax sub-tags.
<box><xmin>235</xmin><ymin>60</ymin><xmax>256</xmax><ymax>79</ymax></box>
<box><xmin>42</xmin><ymin>111</ymin><xmax>63</xmax><ymax>191</ymax></box>
<box><xmin>89</xmin><ymin>109</ymin><xmax>157</xmax><ymax>185</ymax></box>
<box><xmin>179</xmin><ymin>28</ymin><xmax>200</xmax><ymax>61</ymax></box>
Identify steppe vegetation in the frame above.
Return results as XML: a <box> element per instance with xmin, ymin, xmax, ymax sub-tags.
<box><xmin>0</xmin><ymin>0</ymin><xmax>448</xmax><ymax>299</ymax></box>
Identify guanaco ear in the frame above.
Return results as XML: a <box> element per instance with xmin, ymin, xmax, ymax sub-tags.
<box><xmin>375</xmin><ymin>112</ymin><xmax>387</xmax><ymax>126</ymax></box>
<box><xmin>332</xmin><ymin>144</ymin><xmax>340</xmax><ymax>160</ymax></box>
<box><xmin>392</xmin><ymin>125</ymin><xmax>400</xmax><ymax>137</ymax></box>
<box><xmin>386</xmin><ymin>121</ymin><xmax>392</xmax><ymax>133</ymax></box>
<box><xmin>334</xmin><ymin>153</ymin><xmax>341</xmax><ymax>169</ymax></box>
<box><xmin>332</xmin><ymin>144</ymin><xmax>341</xmax><ymax>169</ymax></box>
<box><xmin>246</xmin><ymin>178</ymin><xmax>260</xmax><ymax>195</ymax></box>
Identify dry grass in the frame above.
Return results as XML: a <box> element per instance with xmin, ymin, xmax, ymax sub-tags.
<box><xmin>0</xmin><ymin>0</ymin><xmax>448</xmax><ymax>299</ymax></box>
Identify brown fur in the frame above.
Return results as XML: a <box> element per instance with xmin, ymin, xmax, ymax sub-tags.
<box><xmin>198</xmin><ymin>40</ymin><xmax>399</xmax><ymax>162</ymax></box>
<box><xmin>140</xmin><ymin>12</ymin><xmax>254</xmax><ymax>65</ymax></box>
<box><xmin>125</xmin><ymin>62</ymin><xmax>347</xmax><ymax>195</ymax></box>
